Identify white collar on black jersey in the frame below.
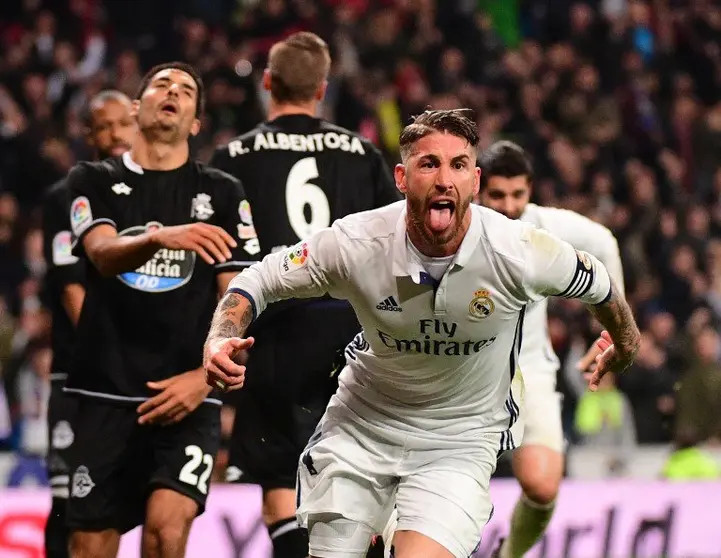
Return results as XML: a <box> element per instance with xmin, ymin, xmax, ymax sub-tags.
<box><xmin>391</xmin><ymin>204</ymin><xmax>483</xmax><ymax>282</ymax></box>
<box><xmin>122</xmin><ymin>151</ymin><xmax>144</xmax><ymax>174</ymax></box>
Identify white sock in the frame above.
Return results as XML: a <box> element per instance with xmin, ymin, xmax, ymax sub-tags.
<box><xmin>382</xmin><ymin>508</ymin><xmax>398</xmax><ymax>558</ymax></box>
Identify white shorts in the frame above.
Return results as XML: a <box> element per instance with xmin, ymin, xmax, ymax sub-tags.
<box><xmin>510</xmin><ymin>375</ymin><xmax>564</xmax><ymax>453</ymax></box>
<box><xmin>296</xmin><ymin>397</ymin><xmax>500</xmax><ymax>558</ymax></box>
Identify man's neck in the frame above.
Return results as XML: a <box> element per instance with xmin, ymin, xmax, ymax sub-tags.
<box><xmin>130</xmin><ymin>133</ymin><xmax>189</xmax><ymax>171</ymax></box>
<box><xmin>267</xmin><ymin>99</ymin><xmax>318</xmax><ymax>121</ymax></box>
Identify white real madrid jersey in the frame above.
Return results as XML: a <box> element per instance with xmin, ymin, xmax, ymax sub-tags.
<box><xmin>518</xmin><ymin>204</ymin><xmax>625</xmax><ymax>383</ymax></box>
<box><xmin>229</xmin><ymin>201</ymin><xmax>612</xmax><ymax>444</ymax></box>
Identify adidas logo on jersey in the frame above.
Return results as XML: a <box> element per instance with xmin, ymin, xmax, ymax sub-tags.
<box><xmin>376</xmin><ymin>296</ymin><xmax>402</xmax><ymax>312</ymax></box>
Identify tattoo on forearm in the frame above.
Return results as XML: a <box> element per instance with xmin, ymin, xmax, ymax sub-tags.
<box><xmin>216</xmin><ymin>319</ymin><xmax>239</xmax><ymax>338</ymax></box>
<box><xmin>220</xmin><ymin>293</ymin><xmax>241</xmax><ymax>311</ymax></box>
<box><xmin>207</xmin><ymin>293</ymin><xmax>253</xmax><ymax>342</ymax></box>
<box><xmin>589</xmin><ymin>279</ymin><xmax>640</xmax><ymax>365</ymax></box>
<box><xmin>237</xmin><ymin>303</ymin><xmax>253</xmax><ymax>334</ymax></box>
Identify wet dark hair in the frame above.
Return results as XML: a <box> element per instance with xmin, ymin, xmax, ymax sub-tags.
<box><xmin>399</xmin><ymin>109</ymin><xmax>480</xmax><ymax>161</ymax></box>
<box><xmin>135</xmin><ymin>61</ymin><xmax>205</xmax><ymax>118</ymax></box>
<box><xmin>478</xmin><ymin>140</ymin><xmax>533</xmax><ymax>189</ymax></box>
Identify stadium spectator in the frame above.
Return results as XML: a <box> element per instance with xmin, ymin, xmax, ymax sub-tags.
<box><xmin>574</xmin><ymin>371</ymin><xmax>636</xmax><ymax>475</ymax></box>
<box><xmin>674</xmin><ymin>325</ymin><xmax>721</xmax><ymax>446</ymax></box>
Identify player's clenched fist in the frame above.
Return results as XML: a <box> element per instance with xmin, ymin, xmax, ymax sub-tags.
<box><xmin>586</xmin><ymin>330</ymin><xmax>637</xmax><ymax>391</ymax></box>
<box><xmin>204</xmin><ymin>336</ymin><xmax>255</xmax><ymax>392</ymax></box>
<box><xmin>150</xmin><ymin>222</ymin><xmax>238</xmax><ymax>265</ymax></box>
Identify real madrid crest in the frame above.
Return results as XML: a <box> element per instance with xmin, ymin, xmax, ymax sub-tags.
<box><xmin>191</xmin><ymin>193</ymin><xmax>215</xmax><ymax>221</ymax></box>
<box><xmin>469</xmin><ymin>289</ymin><xmax>495</xmax><ymax>320</ymax></box>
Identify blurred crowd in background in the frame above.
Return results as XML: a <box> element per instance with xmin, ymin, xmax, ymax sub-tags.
<box><xmin>0</xmin><ymin>0</ymin><xmax>720</xmax><ymax>482</ymax></box>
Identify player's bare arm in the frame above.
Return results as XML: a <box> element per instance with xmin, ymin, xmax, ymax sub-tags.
<box><xmin>203</xmin><ymin>292</ymin><xmax>255</xmax><ymax>391</ymax></box>
<box><xmin>585</xmin><ymin>278</ymin><xmax>640</xmax><ymax>390</ymax></box>
<box><xmin>61</xmin><ymin>283</ymin><xmax>85</xmax><ymax>325</ymax></box>
<box><xmin>204</xmin><ymin>224</ymin><xmax>348</xmax><ymax>392</ymax></box>
<box><xmin>82</xmin><ymin>222</ymin><xmax>237</xmax><ymax>277</ymax></box>
<box><xmin>213</xmin><ymin>292</ymin><xmax>254</xmax><ymax>337</ymax></box>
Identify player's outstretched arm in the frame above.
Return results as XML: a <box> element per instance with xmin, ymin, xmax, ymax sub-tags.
<box><xmin>203</xmin><ymin>227</ymin><xmax>350</xmax><ymax>391</ymax></box>
<box><xmin>203</xmin><ymin>291</ymin><xmax>255</xmax><ymax>391</ymax></box>
<box><xmin>522</xmin><ymin>226</ymin><xmax>640</xmax><ymax>390</ymax></box>
<box><xmin>207</xmin><ymin>291</ymin><xmax>254</xmax><ymax>344</ymax></box>
<box><xmin>541</xmin><ymin>209</ymin><xmax>630</xmax><ymax>372</ymax></box>
<box><xmin>584</xmin><ymin>278</ymin><xmax>640</xmax><ymax>387</ymax></box>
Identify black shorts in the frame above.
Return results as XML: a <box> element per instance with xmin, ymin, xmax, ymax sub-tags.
<box><xmin>65</xmin><ymin>397</ymin><xmax>220</xmax><ymax>533</ymax></box>
<box><xmin>47</xmin><ymin>379</ymin><xmax>81</xmax><ymax>499</ymax></box>
<box><xmin>227</xmin><ymin>300</ymin><xmax>360</xmax><ymax>490</ymax></box>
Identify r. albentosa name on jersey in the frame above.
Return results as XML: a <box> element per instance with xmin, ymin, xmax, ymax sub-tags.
<box><xmin>227</xmin><ymin>132</ymin><xmax>366</xmax><ymax>157</ymax></box>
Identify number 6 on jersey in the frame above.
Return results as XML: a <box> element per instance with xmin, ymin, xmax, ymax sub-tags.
<box><xmin>286</xmin><ymin>157</ymin><xmax>331</xmax><ymax>239</ymax></box>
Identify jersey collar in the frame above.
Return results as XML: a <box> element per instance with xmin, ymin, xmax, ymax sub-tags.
<box><xmin>392</xmin><ymin>203</ymin><xmax>482</xmax><ymax>282</ymax></box>
<box><xmin>122</xmin><ymin>152</ymin><xmax>144</xmax><ymax>174</ymax></box>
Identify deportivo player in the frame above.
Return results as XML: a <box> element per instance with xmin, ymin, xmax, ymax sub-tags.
<box><xmin>65</xmin><ymin>63</ymin><xmax>256</xmax><ymax>558</ymax></box>
<box><xmin>209</xmin><ymin>32</ymin><xmax>399</xmax><ymax>558</ymax></box>
<box><xmin>41</xmin><ymin>90</ymin><xmax>136</xmax><ymax>558</ymax></box>
<box><xmin>204</xmin><ymin>110</ymin><xmax>640</xmax><ymax>558</ymax></box>
<box><xmin>478</xmin><ymin>141</ymin><xmax>625</xmax><ymax>558</ymax></box>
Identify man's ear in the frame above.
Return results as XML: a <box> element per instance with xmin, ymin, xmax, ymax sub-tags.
<box><xmin>394</xmin><ymin>164</ymin><xmax>407</xmax><ymax>195</ymax></box>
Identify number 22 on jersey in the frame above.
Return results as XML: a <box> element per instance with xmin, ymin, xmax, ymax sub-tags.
<box><xmin>286</xmin><ymin>157</ymin><xmax>330</xmax><ymax>239</ymax></box>
<box><xmin>179</xmin><ymin>444</ymin><xmax>213</xmax><ymax>495</ymax></box>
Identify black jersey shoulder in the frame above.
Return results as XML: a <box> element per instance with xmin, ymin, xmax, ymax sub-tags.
<box><xmin>75</xmin><ymin>156</ymin><xmax>125</xmax><ymax>177</ymax></box>
<box><xmin>45</xmin><ymin>177</ymin><xmax>69</xmax><ymax>205</ymax></box>
<box><xmin>70</xmin><ymin>156</ymin><xmax>243</xmax><ymax>192</ymax></box>
<box><xmin>193</xmin><ymin>159</ymin><xmax>243</xmax><ymax>188</ymax></box>
<box><xmin>65</xmin><ymin>156</ymin><xmax>127</xmax><ymax>190</ymax></box>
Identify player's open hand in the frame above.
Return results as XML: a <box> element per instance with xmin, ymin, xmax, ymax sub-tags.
<box><xmin>150</xmin><ymin>223</ymin><xmax>237</xmax><ymax>265</ymax></box>
<box><xmin>587</xmin><ymin>330</ymin><xmax>634</xmax><ymax>391</ymax></box>
<box><xmin>204</xmin><ymin>337</ymin><xmax>255</xmax><ymax>392</ymax></box>
<box><xmin>137</xmin><ymin>369</ymin><xmax>210</xmax><ymax>426</ymax></box>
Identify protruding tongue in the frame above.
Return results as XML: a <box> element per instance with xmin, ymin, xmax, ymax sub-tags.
<box><xmin>429</xmin><ymin>207</ymin><xmax>452</xmax><ymax>231</ymax></box>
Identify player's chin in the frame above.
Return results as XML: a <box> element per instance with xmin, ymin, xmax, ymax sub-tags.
<box><xmin>425</xmin><ymin>221</ymin><xmax>457</xmax><ymax>244</ymax></box>
<box><xmin>109</xmin><ymin>144</ymin><xmax>130</xmax><ymax>157</ymax></box>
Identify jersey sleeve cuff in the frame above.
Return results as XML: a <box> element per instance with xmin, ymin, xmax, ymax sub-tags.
<box><xmin>227</xmin><ymin>287</ymin><xmax>258</xmax><ymax>321</ymax></box>
<box><xmin>213</xmin><ymin>260</ymin><xmax>257</xmax><ymax>273</ymax></box>
<box><xmin>594</xmin><ymin>284</ymin><xmax>613</xmax><ymax>306</ymax></box>
<box><xmin>71</xmin><ymin>218</ymin><xmax>117</xmax><ymax>252</ymax></box>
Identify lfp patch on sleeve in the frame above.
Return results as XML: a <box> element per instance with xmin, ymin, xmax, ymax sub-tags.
<box><xmin>575</xmin><ymin>249</ymin><xmax>593</xmax><ymax>271</ymax></box>
<box><xmin>52</xmin><ymin>230</ymin><xmax>79</xmax><ymax>265</ymax></box>
<box><xmin>238</xmin><ymin>199</ymin><xmax>254</xmax><ymax>225</ymax></box>
<box><xmin>281</xmin><ymin>242</ymin><xmax>308</xmax><ymax>274</ymax></box>
<box><xmin>70</xmin><ymin>196</ymin><xmax>93</xmax><ymax>236</ymax></box>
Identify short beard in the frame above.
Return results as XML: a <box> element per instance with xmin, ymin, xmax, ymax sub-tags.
<box><xmin>97</xmin><ymin>143</ymin><xmax>131</xmax><ymax>160</ymax></box>
<box><xmin>141</xmin><ymin>119</ymin><xmax>182</xmax><ymax>145</ymax></box>
<box><xmin>407</xmin><ymin>192</ymin><xmax>474</xmax><ymax>247</ymax></box>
